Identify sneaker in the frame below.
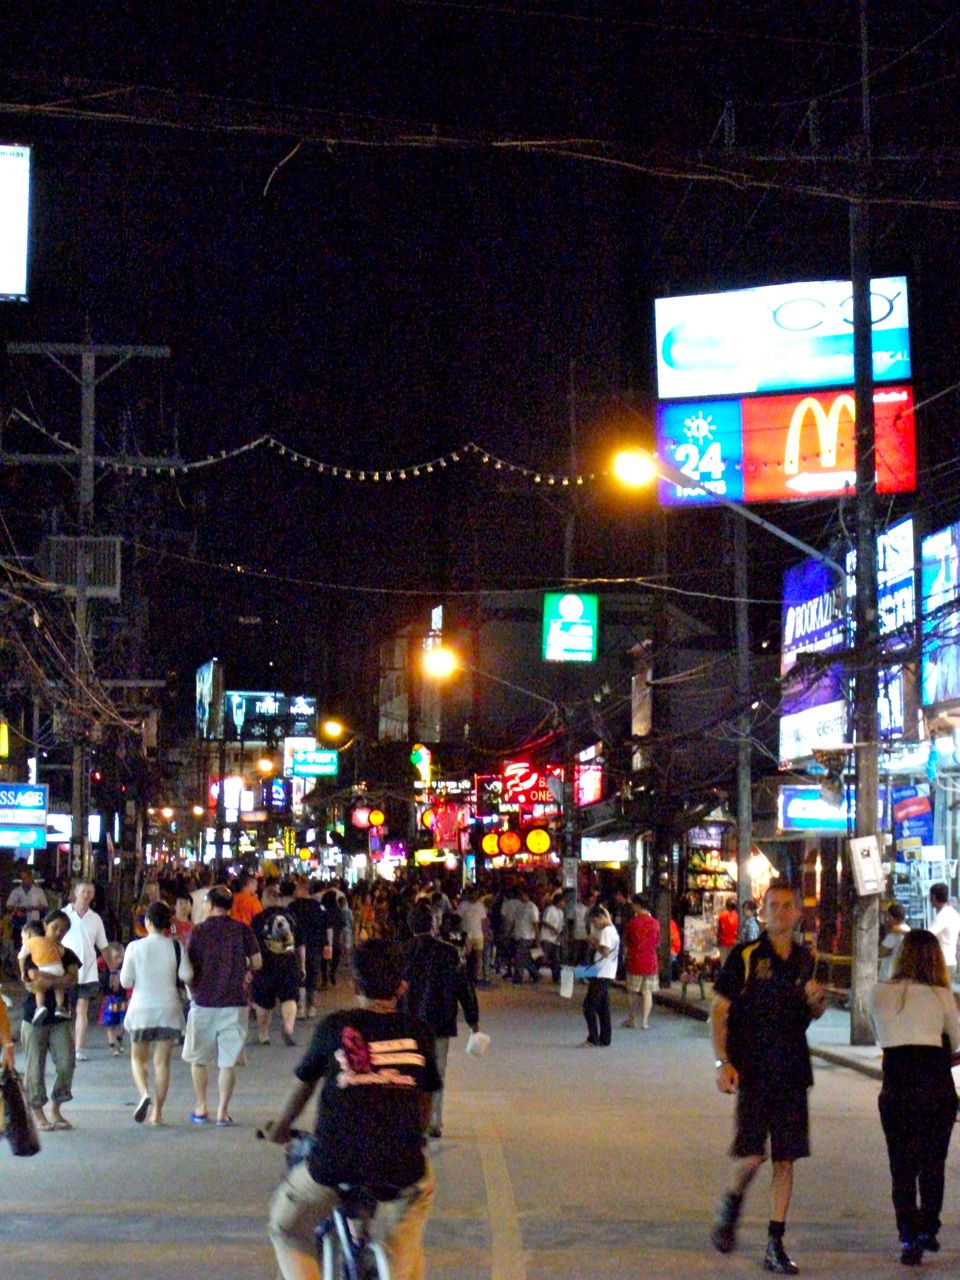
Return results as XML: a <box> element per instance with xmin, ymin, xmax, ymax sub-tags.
<box><xmin>281</xmin><ymin>1029</ymin><xmax>298</xmax><ymax>1047</ymax></box>
<box><xmin>900</xmin><ymin>1238</ymin><xmax>923</xmax><ymax>1267</ymax></box>
<box><xmin>764</xmin><ymin>1236</ymin><xmax>799</xmax><ymax>1274</ymax></box>
<box><xmin>711</xmin><ymin>1193</ymin><xmax>741</xmax><ymax>1254</ymax></box>
<box><xmin>31</xmin><ymin>1006</ymin><xmax>48</xmax><ymax>1026</ymax></box>
<box><xmin>53</xmin><ymin>1008</ymin><xmax>71</xmax><ymax>1020</ymax></box>
<box><xmin>917</xmin><ymin>1232</ymin><xmax>939</xmax><ymax>1254</ymax></box>
<box><xmin>75</xmin><ymin>1050</ymin><xmax>89</xmax><ymax>1062</ymax></box>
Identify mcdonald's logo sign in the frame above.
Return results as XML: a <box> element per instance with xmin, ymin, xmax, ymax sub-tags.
<box><xmin>740</xmin><ymin>386</ymin><xmax>915</xmax><ymax>502</ymax></box>
<box><xmin>782</xmin><ymin>393</ymin><xmax>854</xmax><ymax>477</ymax></box>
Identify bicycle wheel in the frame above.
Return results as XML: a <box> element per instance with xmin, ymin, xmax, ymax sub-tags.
<box><xmin>320</xmin><ymin>1229</ymin><xmax>341</xmax><ymax>1280</ymax></box>
<box><xmin>359</xmin><ymin>1241</ymin><xmax>390</xmax><ymax>1280</ymax></box>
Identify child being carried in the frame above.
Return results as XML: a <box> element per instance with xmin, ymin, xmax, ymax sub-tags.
<box><xmin>19</xmin><ymin>922</ymin><xmax>71</xmax><ymax>1024</ymax></box>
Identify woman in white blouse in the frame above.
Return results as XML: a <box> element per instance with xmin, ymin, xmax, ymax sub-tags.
<box><xmin>119</xmin><ymin>900</ymin><xmax>192</xmax><ymax>1126</ymax></box>
<box><xmin>579</xmin><ymin>904</ymin><xmax>619</xmax><ymax>1048</ymax></box>
<box><xmin>868</xmin><ymin>929</ymin><xmax>960</xmax><ymax>1266</ymax></box>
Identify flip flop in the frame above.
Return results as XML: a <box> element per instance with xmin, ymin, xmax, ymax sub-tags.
<box><xmin>189</xmin><ymin>1111</ymin><xmax>209</xmax><ymax>1124</ymax></box>
<box><xmin>52</xmin><ymin>1118</ymin><xmax>73</xmax><ymax>1130</ymax></box>
<box><xmin>134</xmin><ymin>1095</ymin><xmax>151</xmax><ymax>1123</ymax></box>
<box><xmin>215</xmin><ymin>1115</ymin><xmax>234</xmax><ymax>1127</ymax></box>
<box><xmin>35</xmin><ymin>1119</ymin><xmax>54</xmax><ymax>1132</ymax></box>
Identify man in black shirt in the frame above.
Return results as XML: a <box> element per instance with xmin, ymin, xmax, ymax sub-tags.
<box><xmin>266</xmin><ymin>938</ymin><xmax>440</xmax><ymax>1280</ymax></box>
<box><xmin>287</xmin><ymin>878</ymin><xmax>329</xmax><ymax>1020</ymax></box>
<box><xmin>710</xmin><ymin>884</ymin><xmax>826</xmax><ymax>1275</ymax></box>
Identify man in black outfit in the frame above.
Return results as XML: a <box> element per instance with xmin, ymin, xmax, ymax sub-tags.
<box><xmin>709</xmin><ymin>883</ymin><xmax>826</xmax><ymax>1275</ymax></box>
<box><xmin>287</xmin><ymin>878</ymin><xmax>328</xmax><ymax>1020</ymax></box>
<box><xmin>266</xmin><ymin>939</ymin><xmax>440</xmax><ymax>1280</ymax></box>
<box><xmin>403</xmin><ymin>902</ymin><xmax>479</xmax><ymax>1139</ymax></box>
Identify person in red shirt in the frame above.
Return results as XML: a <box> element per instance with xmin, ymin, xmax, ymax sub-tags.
<box><xmin>230</xmin><ymin>872</ymin><xmax>263</xmax><ymax>928</ymax></box>
<box><xmin>622</xmin><ymin>894</ymin><xmax>661</xmax><ymax>1030</ymax></box>
<box><xmin>715</xmin><ymin>898</ymin><xmax>740</xmax><ymax>966</ymax></box>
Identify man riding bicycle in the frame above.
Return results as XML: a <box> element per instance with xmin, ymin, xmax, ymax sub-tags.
<box><xmin>265</xmin><ymin>938</ymin><xmax>441</xmax><ymax>1280</ymax></box>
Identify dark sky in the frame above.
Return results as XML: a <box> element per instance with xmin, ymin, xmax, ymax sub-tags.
<box><xmin>2</xmin><ymin>2</ymin><xmax>960</xmax><ymax>723</ymax></box>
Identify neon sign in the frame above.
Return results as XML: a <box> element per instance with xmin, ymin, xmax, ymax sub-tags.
<box><xmin>657</xmin><ymin>385</ymin><xmax>915</xmax><ymax>505</ymax></box>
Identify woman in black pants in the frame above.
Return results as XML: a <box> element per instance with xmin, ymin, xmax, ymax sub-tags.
<box><xmin>868</xmin><ymin>929</ymin><xmax>960</xmax><ymax>1266</ymax></box>
<box><xmin>579</xmin><ymin>904</ymin><xmax>619</xmax><ymax>1048</ymax></box>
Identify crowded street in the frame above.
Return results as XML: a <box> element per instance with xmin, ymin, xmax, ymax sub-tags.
<box><xmin>0</xmin><ymin>975</ymin><xmax>952</xmax><ymax>1279</ymax></box>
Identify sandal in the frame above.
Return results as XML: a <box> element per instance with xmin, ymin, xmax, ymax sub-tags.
<box><xmin>215</xmin><ymin>1115</ymin><xmax>234</xmax><ymax>1127</ymax></box>
<box><xmin>189</xmin><ymin>1110</ymin><xmax>209</xmax><ymax>1124</ymax></box>
<box><xmin>35</xmin><ymin>1118</ymin><xmax>55</xmax><ymax>1132</ymax></box>
<box><xmin>51</xmin><ymin>1118</ymin><xmax>73</xmax><ymax>1130</ymax></box>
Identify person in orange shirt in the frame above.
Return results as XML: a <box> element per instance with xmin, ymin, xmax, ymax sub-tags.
<box><xmin>716</xmin><ymin>898</ymin><xmax>740</xmax><ymax>966</ymax></box>
<box><xmin>230</xmin><ymin>873</ymin><xmax>263</xmax><ymax>928</ymax></box>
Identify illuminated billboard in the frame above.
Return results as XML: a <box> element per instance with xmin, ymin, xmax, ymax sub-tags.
<box><xmin>921</xmin><ymin>519</ymin><xmax>960</xmax><ymax>708</ymax></box>
<box><xmin>541</xmin><ymin>592</ymin><xmax>598</xmax><ymax>663</ymax></box>
<box><xmin>0</xmin><ymin>144</ymin><xmax>30</xmax><ymax>301</ymax></box>
<box><xmin>223</xmin><ymin>692</ymin><xmax>317</xmax><ymax>739</ymax></box>
<box><xmin>195</xmin><ymin>658</ymin><xmax>224</xmax><ymax>739</ymax></box>
<box><xmin>655</xmin><ymin>276</ymin><xmax>910</xmax><ymax>400</ymax></box>
<box><xmin>657</xmin><ymin>385</ymin><xmax>915</xmax><ymax>505</ymax></box>
<box><xmin>779</xmin><ymin>517</ymin><xmax>915</xmax><ymax>761</ymax></box>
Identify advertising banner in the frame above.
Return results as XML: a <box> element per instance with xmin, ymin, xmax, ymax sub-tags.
<box><xmin>921</xmin><ymin>519</ymin><xmax>960</xmax><ymax>708</ymax></box>
<box><xmin>891</xmin><ymin>784</ymin><xmax>934</xmax><ymax>859</ymax></box>
<box><xmin>779</xmin><ymin>558</ymin><xmax>847</xmax><ymax>762</ymax></box>
<box><xmin>223</xmin><ymin>691</ymin><xmax>317</xmax><ymax>739</ymax></box>
<box><xmin>541</xmin><ymin>592</ymin><xmax>598</xmax><ymax>663</ymax></box>
<box><xmin>0</xmin><ymin>144</ymin><xmax>30</xmax><ymax>302</ymax></box>
<box><xmin>655</xmin><ymin>275</ymin><xmax>910</xmax><ymax>401</ymax></box>
<box><xmin>195</xmin><ymin>659</ymin><xmax>224</xmax><ymax>739</ymax></box>
<box><xmin>657</xmin><ymin>385</ymin><xmax>915</xmax><ymax>506</ymax></box>
<box><xmin>0</xmin><ymin>783</ymin><xmax>48</xmax><ymax>827</ymax></box>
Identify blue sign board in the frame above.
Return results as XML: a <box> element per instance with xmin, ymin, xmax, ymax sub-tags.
<box><xmin>291</xmin><ymin>748</ymin><xmax>339</xmax><ymax>778</ymax></box>
<box><xmin>0</xmin><ymin>783</ymin><xmax>48</xmax><ymax>826</ymax></box>
<box><xmin>778</xmin><ymin>784</ymin><xmax>886</xmax><ymax>833</ymax></box>
<box><xmin>0</xmin><ymin>825</ymin><xmax>46</xmax><ymax>850</ymax></box>
<box><xmin>921</xmin><ymin>519</ymin><xmax>960</xmax><ymax>708</ymax></box>
<box><xmin>655</xmin><ymin>276</ymin><xmax>911</xmax><ymax>401</ymax></box>
<box><xmin>655</xmin><ymin>400</ymin><xmax>744</xmax><ymax>503</ymax></box>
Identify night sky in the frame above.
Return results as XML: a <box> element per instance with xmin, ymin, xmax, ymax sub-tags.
<box><xmin>2</xmin><ymin>3</ymin><xmax>960</xmax><ymax>726</ymax></box>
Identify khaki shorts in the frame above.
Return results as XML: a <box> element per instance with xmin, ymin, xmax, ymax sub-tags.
<box><xmin>625</xmin><ymin>973</ymin><xmax>659</xmax><ymax>994</ymax></box>
<box><xmin>182</xmin><ymin>1005</ymin><xmax>248</xmax><ymax>1069</ymax></box>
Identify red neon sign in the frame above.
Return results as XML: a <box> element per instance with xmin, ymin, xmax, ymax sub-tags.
<box><xmin>740</xmin><ymin>385</ymin><xmax>915</xmax><ymax>501</ymax></box>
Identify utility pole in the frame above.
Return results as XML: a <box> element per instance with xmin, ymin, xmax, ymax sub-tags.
<box><xmin>733</xmin><ymin>516</ymin><xmax>753</xmax><ymax>911</ymax></box>
<box><xmin>7</xmin><ymin>337</ymin><xmax>170</xmax><ymax>883</ymax></box>
<box><xmin>849</xmin><ymin>0</ymin><xmax>880</xmax><ymax>1045</ymax></box>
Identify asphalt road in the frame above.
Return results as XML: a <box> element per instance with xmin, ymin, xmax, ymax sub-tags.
<box><xmin>0</xmin><ymin>978</ymin><xmax>955</xmax><ymax>1279</ymax></box>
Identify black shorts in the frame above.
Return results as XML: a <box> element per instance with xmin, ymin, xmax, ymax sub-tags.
<box><xmin>732</xmin><ymin>1084</ymin><xmax>810</xmax><ymax>1163</ymax></box>
<box><xmin>251</xmin><ymin>958</ymin><xmax>300</xmax><ymax>1009</ymax></box>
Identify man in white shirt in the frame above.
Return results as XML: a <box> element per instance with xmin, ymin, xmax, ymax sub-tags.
<box><xmin>511</xmin><ymin>886</ymin><xmax>540</xmax><ymax>985</ymax></box>
<box><xmin>458</xmin><ymin>887</ymin><xmax>487</xmax><ymax>984</ymax></box>
<box><xmin>539</xmin><ymin>891</ymin><xmax>564</xmax><ymax>983</ymax></box>
<box><xmin>929</xmin><ymin>883</ymin><xmax>960</xmax><ymax>985</ymax></box>
<box><xmin>6</xmin><ymin>869</ymin><xmax>49</xmax><ymax>949</ymax></box>
<box><xmin>62</xmin><ymin>881</ymin><xmax>110</xmax><ymax>1061</ymax></box>
<box><xmin>190</xmin><ymin>866</ymin><xmax>214</xmax><ymax>925</ymax></box>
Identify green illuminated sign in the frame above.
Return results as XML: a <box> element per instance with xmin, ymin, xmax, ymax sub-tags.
<box><xmin>291</xmin><ymin>749</ymin><xmax>339</xmax><ymax>778</ymax></box>
<box><xmin>541</xmin><ymin>592</ymin><xmax>598</xmax><ymax>663</ymax></box>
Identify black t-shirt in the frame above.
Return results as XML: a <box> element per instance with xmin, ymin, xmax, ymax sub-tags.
<box><xmin>714</xmin><ymin>933</ymin><xmax>815</xmax><ymax>1091</ymax></box>
<box><xmin>22</xmin><ymin>946</ymin><xmax>80</xmax><ymax>1022</ymax></box>
<box><xmin>254</xmin><ymin>906</ymin><xmax>297</xmax><ymax>968</ymax></box>
<box><xmin>296</xmin><ymin>1007</ymin><xmax>441</xmax><ymax>1189</ymax></box>
<box><xmin>287</xmin><ymin>897</ymin><xmax>328</xmax><ymax>951</ymax></box>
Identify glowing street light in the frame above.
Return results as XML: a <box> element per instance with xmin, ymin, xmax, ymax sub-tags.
<box><xmin>422</xmin><ymin>646</ymin><xmax>459</xmax><ymax>679</ymax></box>
<box><xmin>256</xmin><ymin>755</ymin><xmax>275</xmax><ymax>775</ymax></box>
<box><xmin>611</xmin><ymin>447</ymin><xmax>659</xmax><ymax>489</ymax></box>
<box><xmin>322</xmin><ymin>718</ymin><xmax>346</xmax><ymax>739</ymax></box>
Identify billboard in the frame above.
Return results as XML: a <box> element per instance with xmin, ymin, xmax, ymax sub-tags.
<box><xmin>0</xmin><ymin>144</ymin><xmax>30</xmax><ymax>301</ymax></box>
<box><xmin>223</xmin><ymin>691</ymin><xmax>317</xmax><ymax>739</ymax></box>
<box><xmin>779</xmin><ymin>559</ymin><xmax>847</xmax><ymax>763</ymax></box>
<box><xmin>656</xmin><ymin>385</ymin><xmax>915</xmax><ymax>505</ymax></box>
<box><xmin>195</xmin><ymin>659</ymin><xmax>224</xmax><ymax>739</ymax></box>
<box><xmin>780</xmin><ymin>518</ymin><xmax>918</xmax><ymax>760</ymax></box>
<box><xmin>655</xmin><ymin>276</ymin><xmax>910</xmax><ymax>400</ymax></box>
<box><xmin>921</xmin><ymin>519</ymin><xmax>960</xmax><ymax>707</ymax></box>
<box><xmin>541</xmin><ymin>592</ymin><xmax>598</xmax><ymax>663</ymax></box>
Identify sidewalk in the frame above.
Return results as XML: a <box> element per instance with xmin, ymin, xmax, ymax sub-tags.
<box><xmin>652</xmin><ymin>983</ymin><xmax>884</xmax><ymax>1080</ymax></box>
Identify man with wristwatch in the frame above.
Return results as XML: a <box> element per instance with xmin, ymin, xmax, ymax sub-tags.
<box><xmin>709</xmin><ymin>883</ymin><xmax>826</xmax><ymax>1275</ymax></box>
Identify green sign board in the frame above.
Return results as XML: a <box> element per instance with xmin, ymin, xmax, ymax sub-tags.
<box><xmin>291</xmin><ymin>748</ymin><xmax>339</xmax><ymax>778</ymax></box>
<box><xmin>541</xmin><ymin>592</ymin><xmax>599</xmax><ymax>663</ymax></box>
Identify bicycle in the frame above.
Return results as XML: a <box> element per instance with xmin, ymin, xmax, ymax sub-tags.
<box><xmin>259</xmin><ymin>1127</ymin><xmax>393</xmax><ymax>1280</ymax></box>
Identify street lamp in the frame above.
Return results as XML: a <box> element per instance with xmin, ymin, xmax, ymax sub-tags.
<box><xmin>422</xmin><ymin>646</ymin><xmax>560</xmax><ymax>714</ymax></box>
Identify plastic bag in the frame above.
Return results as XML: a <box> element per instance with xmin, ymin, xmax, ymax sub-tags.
<box><xmin>465</xmin><ymin>1031</ymin><xmax>491</xmax><ymax>1057</ymax></box>
<box><xmin>559</xmin><ymin>966</ymin><xmax>574</xmax><ymax>999</ymax></box>
<box><xmin>0</xmin><ymin>1068</ymin><xmax>41</xmax><ymax>1157</ymax></box>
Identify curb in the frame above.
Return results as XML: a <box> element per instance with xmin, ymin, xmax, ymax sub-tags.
<box><xmin>652</xmin><ymin>987</ymin><xmax>884</xmax><ymax>1081</ymax></box>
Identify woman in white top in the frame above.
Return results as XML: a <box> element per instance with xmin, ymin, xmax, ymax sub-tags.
<box><xmin>868</xmin><ymin>929</ymin><xmax>960</xmax><ymax>1265</ymax></box>
<box><xmin>579</xmin><ymin>904</ymin><xmax>619</xmax><ymax>1048</ymax></box>
<box><xmin>119</xmin><ymin>900</ymin><xmax>193</xmax><ymax>1126</ymax></box>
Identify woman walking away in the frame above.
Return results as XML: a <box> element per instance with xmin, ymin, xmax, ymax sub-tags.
<box><xmin>868</xmin><ymin>929</ymin><xmax>960</xmax><ymax>1266</ymax></box>
<box><xmin>578</xmin><ymin>904</ymin><xmax>619</xmax><ymax>1048</ymax></box>
<box><xmin>120</xmin><ymin>900</ymin><xmax>192</xmax><ymax>1126</ymax></box>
